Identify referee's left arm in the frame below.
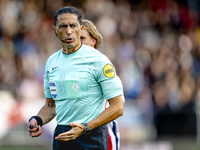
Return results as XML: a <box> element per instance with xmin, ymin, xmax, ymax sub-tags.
<box><xmin>87</xmin><ymin>95</ymin><xmax>124</xmax><ymax>130</ymax></box>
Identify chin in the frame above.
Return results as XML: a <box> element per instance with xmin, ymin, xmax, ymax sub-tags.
<box><xmin>65</xmin><ymin>46</ymin><xmax>75</xmax><ymax>49</ymax></box>
<box><xmin>65</xmin><ymin>43</ymin><xmax>75</xmax><ymax>48</ymax></box>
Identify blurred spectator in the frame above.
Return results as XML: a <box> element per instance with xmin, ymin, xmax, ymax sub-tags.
<box><xmin>0</xmin><ymin>0</ymin><xmax>200</xmax><ymax>148</ymax></box>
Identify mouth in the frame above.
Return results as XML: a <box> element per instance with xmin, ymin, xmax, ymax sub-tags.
<box><xmin>65</xmin><ymin>37</ymin><xmax>73</xmax><ymax>43</ymax></box>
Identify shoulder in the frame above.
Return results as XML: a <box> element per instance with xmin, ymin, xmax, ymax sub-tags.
<box><xmin>47</xmin><ymin>49</ymin><xmax>62</xmax><ymax>62</ymax></box>
<box><xmin>81</xmin><ymin>44</ymin><xmax>109</xmax><ymax>62</ymax></box>
<box><xmin>82</xmin><ymin>44</ymin><xmax>102</xmax><ymax>55</ymax></box>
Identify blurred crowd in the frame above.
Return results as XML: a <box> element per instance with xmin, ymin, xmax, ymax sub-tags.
<box><xmin>0</xmin><ymin>0</ymin><xmax>200</xmax><ymax>143</ymax></box>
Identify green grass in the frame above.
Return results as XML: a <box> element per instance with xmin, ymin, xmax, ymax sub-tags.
<box><xmin>0</xmin><ymin>146</ymin><xmax>51</xmax><ymax>150</ymax></box>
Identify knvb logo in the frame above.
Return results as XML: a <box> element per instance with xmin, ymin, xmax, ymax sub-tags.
<box><xmin>72</xmin><ymin>83</ymin><xmax>79</xmax><ymax>92</ymax></box>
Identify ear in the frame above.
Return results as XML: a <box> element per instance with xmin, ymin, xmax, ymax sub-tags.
<box><xmin>80</xmin><ymin>25</ymin><xmax>84</xmax><ymax>31</ymax></box>
<box><xmin>53</xmin><ymin>26</ymin><xmax>57</xmax><ymax>34</ymax></box>
<box><xmin>91</xmin><ymin>38</ymin><xmax>97</xmax><ymax>48</ymax></box>
<box><xmin>53</xmin><ymin>27</ymin><xmax>58</xmax><ymax>37</ymax></box>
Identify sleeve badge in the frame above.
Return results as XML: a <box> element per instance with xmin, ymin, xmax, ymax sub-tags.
<box><xmin>103</xmin><ymin>64</ymin><xmax>115</xmax><ymax>78</ymax></box>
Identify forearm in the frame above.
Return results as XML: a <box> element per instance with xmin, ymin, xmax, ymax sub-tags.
<box><xmin>87</xmin><ymin>95</ymin><xmax>123</xmax><ymax>130</ymax></box>
<box><xmin>37</xmin><ymin>98</ymin><xmax>56</xmax><ymax>125</ymax></box>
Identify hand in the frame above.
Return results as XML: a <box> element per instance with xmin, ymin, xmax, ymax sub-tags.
<box><xmin>55</xmin><ymin>122</ymin><xmax>84</xmax><ymax>141</ymax></box>
<box><xmin>28</xmin><ymin>119</ymin><xmax>44</xmax><ymax>137</ymax></box>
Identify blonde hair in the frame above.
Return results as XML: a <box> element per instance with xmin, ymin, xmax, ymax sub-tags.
<box><xmin>82</xmin><ymin>19</ymin><xmax>103</xmax><ymax>49</ymax></box>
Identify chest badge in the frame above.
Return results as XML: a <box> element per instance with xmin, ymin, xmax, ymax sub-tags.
<box><xmin>72</xmin><ymin>83</ymin><xmax>79</xmax><ymax>92</ymax></box>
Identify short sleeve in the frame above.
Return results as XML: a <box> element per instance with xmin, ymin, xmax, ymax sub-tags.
<box><xmin>94</xmin><ymin>55</ymin><xmax>124</xmax><ymax>100</ymax></box>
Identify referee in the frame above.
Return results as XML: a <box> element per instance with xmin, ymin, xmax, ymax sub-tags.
<box><xmin>28</xmin><ymin>6</ymin><xmax>124</xmax><ymax>150</ymax></box>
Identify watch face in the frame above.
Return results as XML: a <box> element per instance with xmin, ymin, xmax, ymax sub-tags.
<box><xmin>84</xmin><ymin>123</ymin><xmax>91</xmax><ymax>135</ymax></box>
<box><xmin>85</xmin><ymin>129</ymin><xmax>90</xmax><ymax>134</ymax></box>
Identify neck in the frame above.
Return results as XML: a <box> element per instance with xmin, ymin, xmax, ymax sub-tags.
<box><xmin>62</xmin><ymin>42</ymin><xmax>82</xmax><ymax>54</ymax></box>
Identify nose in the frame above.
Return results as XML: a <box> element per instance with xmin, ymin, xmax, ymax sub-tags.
<box><xmin>66</xmin><ymin>27</ymin><xmax>72</xmax><ymax>34</ymax></box>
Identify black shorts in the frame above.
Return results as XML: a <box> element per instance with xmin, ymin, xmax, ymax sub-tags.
<box><xmin>53</xmin><ymin>125</ymin><xmax>108</xmax><ymax>150</ymax></box>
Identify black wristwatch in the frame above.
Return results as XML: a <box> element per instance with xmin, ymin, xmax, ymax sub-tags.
<box><xmin>83</xmin><ymin>123</ymin><xmax>91</xmax><ymax>135</ymax></box>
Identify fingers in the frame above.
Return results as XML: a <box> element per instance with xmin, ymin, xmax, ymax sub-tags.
<box><xmin>55</xmin><ymin>127</ymin><xmax>76</xmax><ymax>141</ymax></box>
<box><xmin>28</xmin><ymin>125</ymin><xmax>38</xmax><ymax>132</ymax></box>
<box><xmin>28</xmin><ymin>122</ymin><xmax>38</xmax><ymax>132</ymax></box>
<box><xmin>55</xmin><ymin>137</ymin><xmax>74</xmax><ymax>141</ymax></box>
<box><xmin>55</xmin><ymin>133</ymin><xmax>75</xmax><ymax>141</ymax></box>
<box><xmin>69</xmin><ymin>122</ymin><xmax>75</xmax><ymax>126</ymax></box>
<box><xmin>28</xmin><ymin>119</ymin><xmax>37</xmax><ymax>126</ymax></box>
<box><xmin>58</xmin><ymin>130</ymin><xmax>75</xmax><ymax>137</ymax></box>
<box><xmin>28</xmin><ymin>118</ymin><xmax>43</xmax><ymax>137</ymax></box>
<box><xmin>29</xmin><ymin>125</ymin><xmax>43</xmax><ymax>137</ymax></box>
<box><xmin>55</xmin><ymin>123</ymin><xmax>84</xmax><ymax>141</ymax></box>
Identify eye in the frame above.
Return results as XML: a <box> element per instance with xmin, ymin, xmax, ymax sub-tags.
<box><xmin>59</xmin><ymin>25</ymin><xmax>67</xmax><ymax>28</ymax></box>
<box><xmin>70</xmin><ymin>24</ymin><xmax>76</xmax><ymax>28</ymax></box>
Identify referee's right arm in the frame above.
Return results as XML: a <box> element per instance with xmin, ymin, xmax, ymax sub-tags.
<box><xmin>37</xmin><ymin>98</ymin><xmax>56</xmax><ymax>125</ymax></box>
<box><xmin>28</xmin><ymin>98</ymin><xmax>56</xmax><ymax>137</ymax></box>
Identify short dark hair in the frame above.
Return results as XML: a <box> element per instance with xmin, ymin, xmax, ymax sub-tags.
<box><xmin>53</xmin><ymin>6</ymin><xmax>82</xmax><ymax>26</ymax></box>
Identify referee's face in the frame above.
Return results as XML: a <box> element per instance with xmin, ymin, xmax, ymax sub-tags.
<box><xmin>54</xmin><ymin>13</ymin><xmax>83</xmax><ymax>50</ymax></box>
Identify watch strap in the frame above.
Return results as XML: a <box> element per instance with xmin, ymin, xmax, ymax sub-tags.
<box><xmin>83</xmin><ymin>123</ymin><xmax>91</xmax><ymax>135</ymax></box>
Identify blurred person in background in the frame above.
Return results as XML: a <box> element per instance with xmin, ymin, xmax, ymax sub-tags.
<box><xmin>81</xmin><ymin>19</ymin><xmax>124</xmax><ymax>150</ymax></box>
<box><xmin>28</xmin><ymin>6</ymin><xmax>124</xmax><ymax>150</ymax></box>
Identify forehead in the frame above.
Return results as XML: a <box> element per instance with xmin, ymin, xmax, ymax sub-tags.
<box><xmin>57</xmin><ymin>13</ymin><xmax>79</xmax><ymax>24</ymax></box>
